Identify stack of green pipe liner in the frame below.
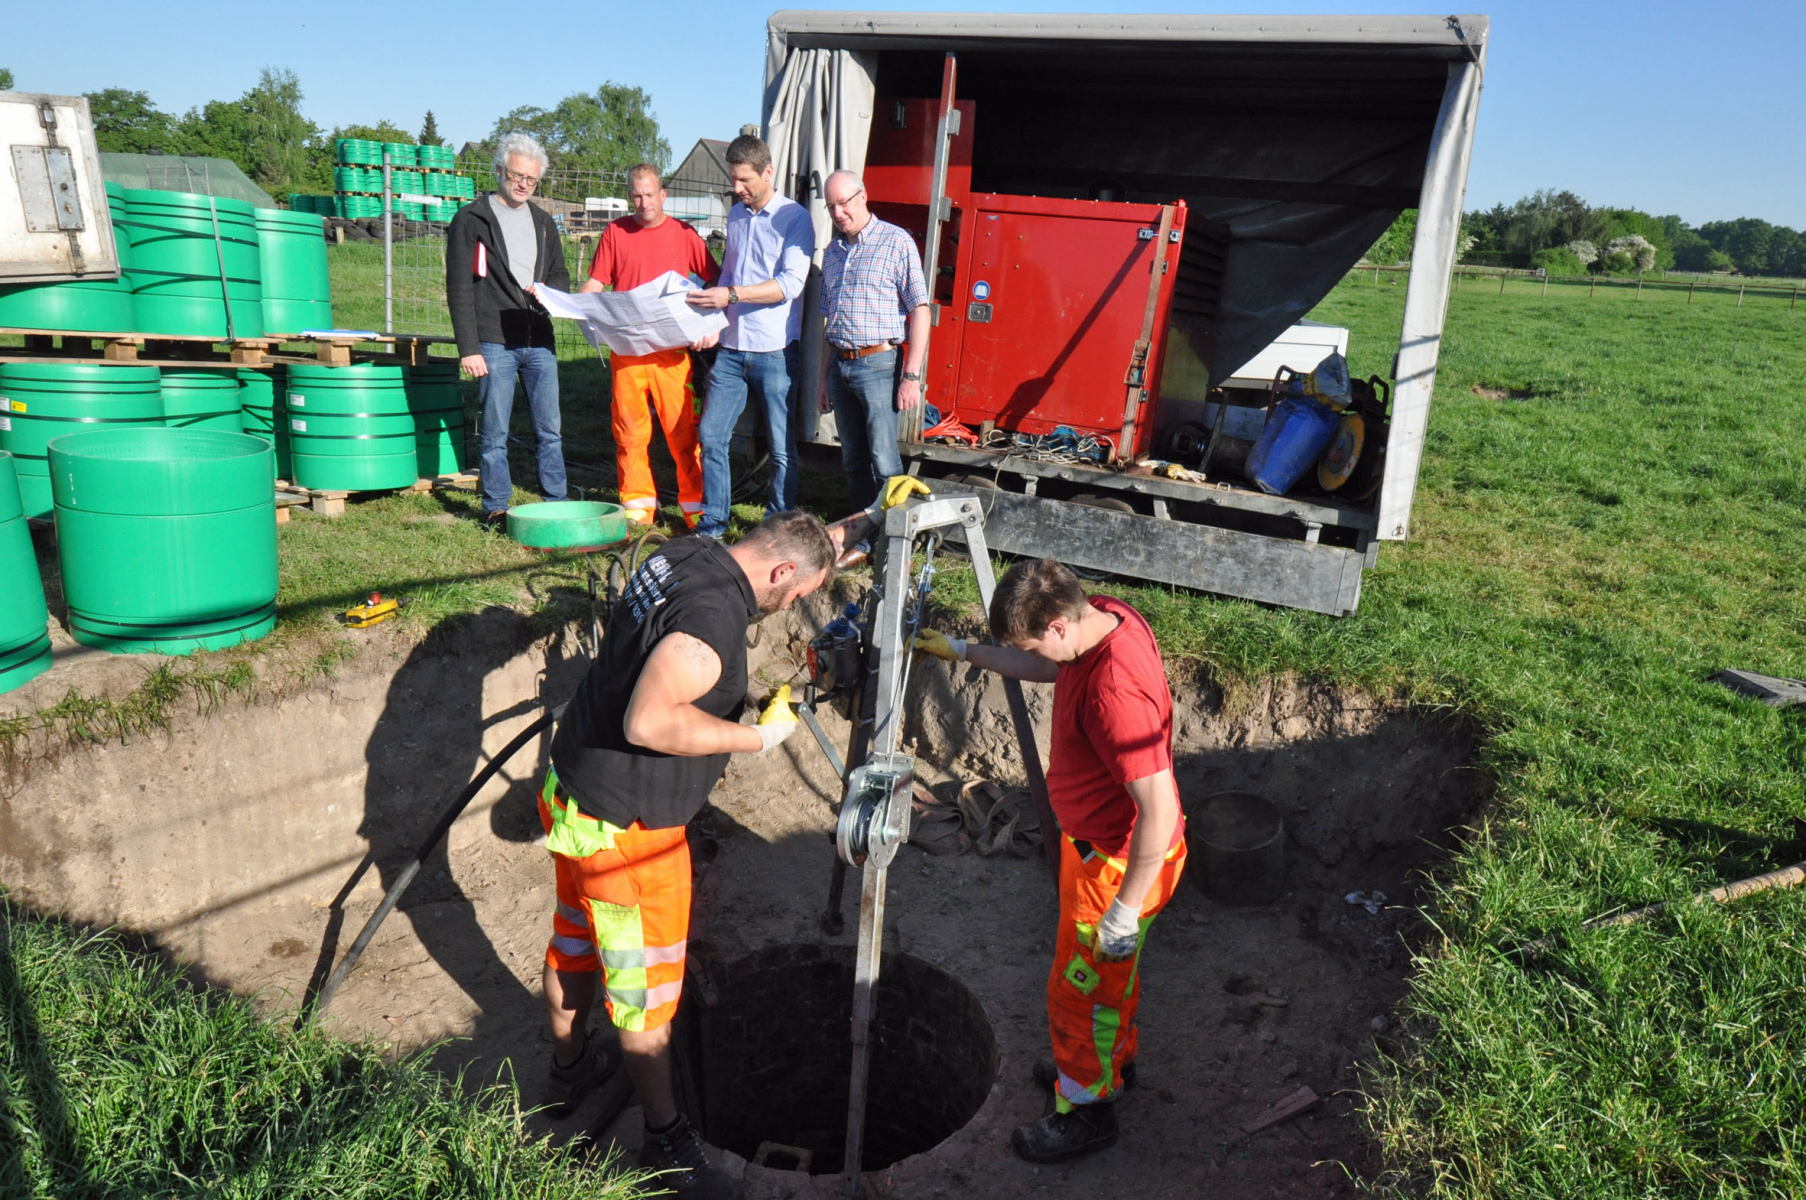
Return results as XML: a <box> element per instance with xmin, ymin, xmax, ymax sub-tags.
<box><xmin>238</xmin><ymin>367</ymin><xmax>290</xmax><ymax>480</ymax></box>
<box><xmin>49</xmin><ymin>427</ymin><xmax>276</xmax><ymax>654</ymax></box>
<box><xmin>286</xmin><ymin>363</ymin><xmax>419</xmax><ymax>491</ymax></box>
<box><xmin>337</xmin><ymin>139</ymin><xmax>382</xmax><ymax>166</ymax></box>
<box><xmin>417</xmin><ymin>144</ymin><xmax>456</xmax><ymax>170</ymax></box>
<box><xmin>0</xmin><ymin>451</ymin><xmax>53</xmax><ymax>693</ymax></box>
<box><xmin>159</xmin><ymin>368</ymin><xmax>244</xmax><ymax>433</ymax></box>
<box><xmin>334</xmin><ymin>167</ymin><xmax>378</xmax><ymax>193</ymax></box>
<box><xmin>405</xmin><ymin>361</ymin><xmax>467</xmax><ymax>475</ymax></box>
<box><xmin>121</xmin><ymin>189</ymin><xmax>264</xmax><ymax>339</ymax></box>
<box><xmin>398</xmin><ymin>201</ymin><xmax>425</xmax><ymax>221</ymax></box>
<box><xmin>255</xmin><ymin>208</ymin><xmax>332</xmax><ymax>334</ymax></box>
<box><xmin>0</xmin><ymin>363</ymin><xmax>163</xmax><ymax>519</ymax></box>
<box><xmin>452</xmin><ymin>175</ymin><xmax>476</xmax><ymax>198</ymax></box>
<box><xmin>288</xmin><ymin>194</ymin><xmax>334</xmax><ymax>215</ymax></box>
<box><xmin>337</xmin><ymin>196</ymin><xmax>384</xmax><ymax>220</ymax></box>
<box><xmin>393</xmin><ymin>169</ymin><xmax>423</xmax><ymax>195</ymax></box>
<box><xmin>383</xmin><ymin>143</ymin><xmax>417</xmax><ymax>168</ymax></box>
<box><xmin>0</xmin><ymin>182</ymin><xmax>135</xmax><ymax>334</ymax></box>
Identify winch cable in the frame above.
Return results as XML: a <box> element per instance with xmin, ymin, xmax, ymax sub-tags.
<box><xmin>304</xmin><ymin>703</ymin><xmax>567</xmax><ymax>1021</ymax></box>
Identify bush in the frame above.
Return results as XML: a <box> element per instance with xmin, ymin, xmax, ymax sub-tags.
<box><xmin>1531</xmin><ymin>246</ymin><xmax>1588</xmax><ymax>276</ymax></box>
<box><xmin>1596</xmin><ymin>249</ymin><xmax>1638</xmax><ymax>276</ymax></box>
<box><xmin>1605</xmin><ymin>234</ymin><xmax>1658</xmax><ymax>273</ymax></box>
<box><xmin>1564</xmin><ymin>239</ymin><xmax>1599</xmax><ymax>265</ymax></box>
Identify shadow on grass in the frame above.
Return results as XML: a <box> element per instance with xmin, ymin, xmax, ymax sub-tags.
<box><xmin>0</xmin><ymin>903</ymin><xmax>91</xmax><ymax>1194</ymax></box>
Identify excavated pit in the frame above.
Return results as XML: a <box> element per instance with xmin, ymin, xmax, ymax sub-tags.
<box><xmin>0</xmin><ymin>595</ymin><xmax>1486</xmax><ymax>1198</ymax></box>
<box><xmin>679</xmin><ymin>944</ymin><xmax>997</xmax><ymax>1175</ymax></box>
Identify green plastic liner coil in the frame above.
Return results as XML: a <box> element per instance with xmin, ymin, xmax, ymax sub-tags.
<box><xmin>48</xmin><ymin>427</ymin><xmax>276</xmax><ymax>655</ymax></box>
<box><xmin>255</xmin><ymin>208</ymin><xmax>332</xmax><ymax>334</ymax></box>
<box><xmin>417</xmin><ymin>145</ymin><xmax>456</xmax><ymax>170</ymax></box>
<box><xmin>237</xmin><ymin>366</ymin><xmax>290</xmax><ymax>480</ymax></box>
<box><xmin>159</xmin><ymin>368</ymin><xmax>245</xmax><ymax>433</ymax></box>
<box><xmin>285</xmin><ymin>363</ymin><xmax>419</xmax><ymax>491</ymax></box>
<box><xmin>0</xmin><ymin>363</ymin><xmax>163</xmax><ymax>518</ymax></box>
<box><xmin>121</xmin><ymin>188</ymin><xmax>264</xmax><ymax>339</ymax></box>
<box><xmin>337</xmin><ymin>139</ymin><xmax>382</xmax><ymax>166</ymax></box>
<box><xmin>405</xmin><ymin>361</ymin><xmax>467</xmax><ymax>475</ymax></box>
<box><xmin>0</xmin><ymin>451</ymin><xmax>53</xmax><ymax>693</ymax></box>
<box><xmin>0</xmin><ymin>183</ymin><xmax>135</xmax><ymax>334</ymax></box>
<box><xmin>383</xmin><ymin>143</ymin><xmax>417</xmax><ymax>168</ymax></box>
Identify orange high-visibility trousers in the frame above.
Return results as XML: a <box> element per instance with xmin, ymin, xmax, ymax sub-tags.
<box><xmin>1046</xmin><ymin>831</ymin><xmax>1187</xmax><ymax>1108</ymax></box>
<box><xmin>539</xmin><ymin>773</ymin><xmax>692</xmax><ymax>1033</ymax></box>
<box><xmin>610</xmin><ymin>348</ymin><xmax>704</xmax><ymax>526</ymax></box>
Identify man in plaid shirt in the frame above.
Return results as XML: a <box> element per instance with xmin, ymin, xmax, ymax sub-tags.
<box><xmin>820</xmin><ymin>170</ymin><xmax>931</xmax><ymax>564</ymax></box>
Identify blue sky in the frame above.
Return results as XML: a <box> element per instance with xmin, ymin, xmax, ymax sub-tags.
<box><xmin>11</xmin><ymin>1</ymin><xmax>1803</xmax><ymax>227</ymax></box>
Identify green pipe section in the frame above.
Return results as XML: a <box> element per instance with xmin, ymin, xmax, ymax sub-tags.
<box><xmin>0</xmin><ymin>451</ymin><xmax>53</xmax><ymax>693</ymax></box>
<box><xmin>406</xmin><ymin>361</ymin><xmax>467</xmax><ymax>476</ymax></box>
<box><xmin>0</xmin><ymin>183</ymin><xmax>135</xmax><ymax>334</ymax></box>
<box><xmin>49</xmin><ymin>427</ymin><xmax>276</xmax><ymax>655</ymax></box>
<box><xmin>160</xmin><ymin>368</ymin><xmax>245</xmax><ymax>433</ymax></box>
<box><xmin>0</xmin><ymin>363</ymin><xmax>163</xmax><ymax>518</ymax></box>
<box><xmin>286</xmin><ymin>363</ymin><xmax>419</xmax><ymax>491</ymax></box>
<box><xmin>121</xmin><ymin>188</ymin><xmax>264</xmax><ymax>339</ymax></box>
<box><xmin>255</xmin><ymin>208</ymin><xmax>333</xmax><ymax>334</ymax></box>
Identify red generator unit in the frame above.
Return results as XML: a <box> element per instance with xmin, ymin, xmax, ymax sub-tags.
<box><xmin>864</xmin><ymin>96</ymin><xmax>1192</xmax><ymax>462</ymax></box>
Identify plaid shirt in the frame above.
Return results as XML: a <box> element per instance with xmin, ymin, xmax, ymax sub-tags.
<box><xmin>821</xmin><ymin>215</ymin><xmax>930</xmax><ymax>349</ymax></box>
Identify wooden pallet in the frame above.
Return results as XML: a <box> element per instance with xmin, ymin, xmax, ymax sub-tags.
<box><xmin>0</xmin><ymin>327</ymin><xmax>455</xmax><ymax>369</ymax></box>
<box><xmin>276</xmin><ymin>472</ymin><xmax>478</xmax><ymax>517</ymax></box>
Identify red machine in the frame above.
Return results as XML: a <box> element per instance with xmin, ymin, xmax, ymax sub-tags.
<box><xmin>863</xmin><ymin>96</ymin><xmax>1187</xmax><ymax>461</ymax></box>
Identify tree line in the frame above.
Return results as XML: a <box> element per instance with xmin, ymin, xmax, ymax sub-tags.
<box><xmin>75</xmin><ymin>67</ymin><xmax>669</xmax><ymax>199</ymax></box>
<box><xmin>1366</xmin><ymin>189</ymin><xmax>1805</xmax><ymax>279</ymax></box>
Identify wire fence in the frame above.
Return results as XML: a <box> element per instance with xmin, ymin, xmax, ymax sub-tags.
<box><xmin>1351</xmin><ymin>263</ymin><xmax>1804</xmax><ymax>311</ymax></box>
<box><xmin>341</xmin><ymin>156</ymin><xmax>731</xmax><ymax>357</ymax></box>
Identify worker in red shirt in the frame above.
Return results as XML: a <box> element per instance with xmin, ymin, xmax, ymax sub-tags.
<box><xmin>579</xmin><ymin>164</ymin><xmax>721</xmax><ymax>527</ymax></box>
<box><xmin>917</xmin><ymin>557</ymin><xmax>1187</xmax><ymax>1163</ymax></box>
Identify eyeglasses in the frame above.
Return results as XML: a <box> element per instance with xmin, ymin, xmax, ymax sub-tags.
<box><xmin>825</xmin><ymin>188</ymin><xmax>865</xmax><ymax>211</ymax></box>
<box><xmin>504</xmin><ymin>168</ymin><xmax>541</xmax><ymax>188</ymax></box>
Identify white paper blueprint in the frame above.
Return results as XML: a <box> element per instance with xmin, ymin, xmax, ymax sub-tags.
<box><xmin>532</xmin><ymin>272</ymin><xmax>726</xmax><ymax>357</ymax></box>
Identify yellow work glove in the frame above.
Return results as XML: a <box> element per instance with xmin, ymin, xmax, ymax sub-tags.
<box><xmin>754</xmin><ymin>684</ymin><xmax>799</xmax><ymax>753</ymax></box>
<box><xmin>864</xmin><ymin>475</ymin><xmax>932</xmax><ymax>523</ymax></box>
<box><xmin>913</xmin><ymin>630</ymin><xmax>968</xmax><ymax>662</ymax></box>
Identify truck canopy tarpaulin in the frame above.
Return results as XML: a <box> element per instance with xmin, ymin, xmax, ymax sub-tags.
<box><xmin>762</xmin><ymin>11</ymin><xmax>1486</xmax><ymax>545</ymax></box>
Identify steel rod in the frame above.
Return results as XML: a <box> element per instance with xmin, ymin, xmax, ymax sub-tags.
<box><xmin>382</xmin><ymin>152</ymin><xmax>394</xmax><ymax>333</ymax></box>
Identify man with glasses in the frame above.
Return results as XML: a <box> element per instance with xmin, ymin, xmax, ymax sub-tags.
<box><xmin>447</xmin><ymin>131</ymin><xmax>570</xmax><ymax>524</ymax></box>
<box><xmin>683</xmin><ymin>134</ymin><xmax>815</xmax><ymax>538</ymax></box>
<box><xmin>817</xmin><ymin>170</ymin><xmax>930</xmax><ymax>567</ymax></box>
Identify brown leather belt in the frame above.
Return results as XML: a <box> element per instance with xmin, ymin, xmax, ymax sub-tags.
<box><xmin>834</xmin><ymin>342</ymin><xmax>895</xmax><ymax>361</ymax></box>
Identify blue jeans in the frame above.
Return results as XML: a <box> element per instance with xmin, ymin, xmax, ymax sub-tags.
<box><xmin>696</xmin><ymin>343</ymin><xmax>800</xmax><ymax>537</ymax></box>
<box><xmin>477</xmin><ymin>342</ymin><xmax>566</xmax><ymax>514</ymax></box>
<box><xmin>828</xmin><ymin>348</ymin><xmax>904</xmax><ymax>518</ymax></box>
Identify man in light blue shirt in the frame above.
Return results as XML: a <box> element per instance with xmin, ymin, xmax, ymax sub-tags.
<box><xmin>685</xmin><ymin>134</ymin><xmax>816</xmax><ymax>537</ymax></box>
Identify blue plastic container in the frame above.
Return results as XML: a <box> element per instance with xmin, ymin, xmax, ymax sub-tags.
<box><xmin>1245</xmin><ymin>393</ymin><xmax>1342</xmax><ymax>496</ymax></box>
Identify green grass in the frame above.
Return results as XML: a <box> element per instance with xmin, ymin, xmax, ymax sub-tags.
<box><xmin>0</xmin><ymin>900</ymin><xmax>645</xmax><ymax>1198</ymax></box>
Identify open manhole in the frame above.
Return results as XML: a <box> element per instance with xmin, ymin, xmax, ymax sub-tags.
<box><xmin>678</xmin><ymin>944</ymin><xmax>997</xmax><ymax>1175</ymax></box>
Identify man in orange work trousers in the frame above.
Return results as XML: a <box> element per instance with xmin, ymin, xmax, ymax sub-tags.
<box><xmin>918</xmin><ymin>557</ymin><xmax>1188</xmax><ymax>1163</ymax></box>
<box><xmin>579</xmin><ymin>163</ymin><xmax>720</xmax><ymax>527</ymax></box>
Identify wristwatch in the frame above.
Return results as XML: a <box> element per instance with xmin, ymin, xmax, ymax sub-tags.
<box><xmin>901</xmin><ymin>370</ymin><xmax>923</xmax><ymax>382</ymax></box>
<box><xmin>727</xmin><ymin>286</ymin><xmax>739</xmax><ymax>305</ymax></box>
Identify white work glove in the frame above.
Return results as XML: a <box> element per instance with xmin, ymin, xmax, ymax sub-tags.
<box><xmin>1095</xmin><ymin>897</ymin><xmax>1142</xmax><ymax>961</ymax></box>
<box><xmin>753</xmin><ymin>684</ymin><xmax>799</xmax><ymax>753</ymax></box>
<box><xmin>863</xmin><ymin>475</ymin><xmax>932</xmax><ymax>524</ymax></box>
<box><xmin>913</xmin><ymin>630</ymin><xmax>967</xmax><ymax>662</ymax></box>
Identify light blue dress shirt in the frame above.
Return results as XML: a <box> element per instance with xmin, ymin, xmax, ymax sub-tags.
<box><xmin>720</xmin><ymin>191</ymin><xmax>816</xmax><ymax>352</ymax></box>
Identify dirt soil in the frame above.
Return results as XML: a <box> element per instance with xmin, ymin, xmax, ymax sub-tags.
<box><xmin>7</xmin><ymin>595</ymin><xmax>1483</xmax><ymax>1199</ymax></box>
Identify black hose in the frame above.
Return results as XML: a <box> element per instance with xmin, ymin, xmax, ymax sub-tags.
<box><xmin>306</xmin><ymin>703</ymin><xmax>565</xmax><ymax>1020</ymax></box>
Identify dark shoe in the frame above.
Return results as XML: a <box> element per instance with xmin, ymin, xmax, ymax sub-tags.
<box><xmin>1011</xmin><ymin>1101</ymin><xmax>1119</xmax><ymax>1164</ymax></box>
<box><xmin>638</xmin><ymin>1115</ymin><xmax>736</xmax><ymax>1198</ymax></box>
<box><xmin>1032</xmin><ymin>1057</ymin><xmax>1136</xmax><ymax>1095</ymax></box>
<box><xmin>542</xmin><ymin>1033</ymin><xmax>620</xmax><ymax>1119</ymax></box>
<box><xmin>482</xmin><ymin>508</ymin><xmax>508</xmax><ymax>529</ymax></box>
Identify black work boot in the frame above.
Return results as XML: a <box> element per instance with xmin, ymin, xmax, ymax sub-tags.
<box><xmin>639</xmin><ymin>1114</ymin><xmax>736</xmax><ymax>1199</ymax></box>
<box><xmin>542</xmin><ymin>1032</ymin><xmax>621</xmax><ymax>1119</ymax></box>
<box><xmin>1011</xmin><ymin>1100</ymin><xmax>1119</xmax><ymax>1164</ymax></box>
<box><xmin>1032</xmin><ymin>1057</ymin><xmax>1136</xmax><ymax>1094</ymax></box>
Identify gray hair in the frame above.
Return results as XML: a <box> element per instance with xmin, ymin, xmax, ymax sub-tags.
<box><xmin>823</xmin><ymin>169</ymin><xmax>863</xmax><ymax>198</ymax></box>
<box><xmin>493</xmin><ymin>132</ymin><xmax>549</xmax><ymax>181</ymax></box>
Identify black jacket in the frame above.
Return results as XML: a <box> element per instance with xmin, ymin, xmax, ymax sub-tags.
<box><xmin>446</xmin><ymin>195</ymin><xmax>570</xmax><ymax>356</ymax></box>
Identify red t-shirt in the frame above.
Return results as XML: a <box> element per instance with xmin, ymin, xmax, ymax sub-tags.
<box><xmin>587</xmin><ymin>214</ymin><xmax>720</xmax><ymax>292</ymax></box>
<box><xmin>1047</xmin><ymin>595</ymin><xmax>1177</xmax><ymax>856</ymax></box>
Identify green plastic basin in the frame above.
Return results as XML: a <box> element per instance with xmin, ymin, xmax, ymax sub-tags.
<box><xmin>285</xmin><ymin>363</ymin><xmax>419</xmax><ymax>491</ymax></box>
<box><xmin>160</xmin><ymin>367</ymin><xmax>245</xmax><ymax>432</ymax></box>
<box><xmin>0</xmin><ymin>363</ymin><xmax>164</xmax><ymax>518</ymax></box>
<box><xmin>48</xmin><ymin>427</ymin><xmax>276</xmax><ymax>655</ymax></box>
<box><xmin>507</xmin><ymin>500</ymin><xmax>628</xmax><ymax>551</ymax></box>
<box><xmin>121</xmin><ymin>189</ymin><xmax>264</xmax><ymax>339</ymax></box>
<box><xmin>255</xmin><ymin>208</ymin><xmax>332</xmax><ymax>334</ymax></box>
<box><xmin>0</xmin><ymin>451</ymin><xmax>53</xmax><ymax>693</ymax></box>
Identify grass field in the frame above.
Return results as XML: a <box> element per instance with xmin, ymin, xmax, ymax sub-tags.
<box><xmin>7</xmin><ymin>268</ymin><xmax>1805</xmax><ymax>1197</ymax></box>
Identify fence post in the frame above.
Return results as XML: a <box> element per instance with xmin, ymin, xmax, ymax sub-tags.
<box><xmin>1636</xmin><ymin>277</ymin><xmax>1643</xmax><ymax>300</ymax></box>
<box><xmin>1590</xmin><ymin>275</ymin><xmax>1596</xmax><ymax>298</ymax></box>
<box><xmin>1738</xmin><ymin>284</ymin><xmax>1744</xmax><ymax>309</ymax></box>
<box><xmin>1499</xmin><ymin>272</ymin><xmax>1506</xmax><ymax>295</ymax></box>
<box><xmin>1542</xmin><ymin>275</ymin><xmax>1548</xmax><ymax>297</ymax></box>
<box><xmin>1375</xmin><ymin>265</ymin><xmax>1381</xmax><ymax>286</ymax></box>
<box><xmin>1688</xmin><ymin>281</ymin><xmax>1695</xmax><ymax>304</ymax></box>
<box><xmin>382</xmin><ymin>150</ymin><xmax>393</xmax><ymax>334</ymax></box>
<box><xmin>1793</xmin><ymin>287</ymin><xmax>1798</xmax><ymax>312</ymax></box>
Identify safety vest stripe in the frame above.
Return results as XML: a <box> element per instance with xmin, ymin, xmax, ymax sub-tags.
<box><xmin>551</xmin><ymin>933</ymin><xmax>596</xmax><ymax>959</ymax></box>
<box><xmin>624</xmin><ymin>497</ymin><xmax>657</xmax><ymax>509</ymax></box>
<box><xmin>600</xmin><ymin>939</ymin><xmax>687</xmax><ymax>971</ymax></box>
<box><xmin>604</xmin><ymin>978</ymin><xmax>683</xmax><ymax>1018</ymax></box>
<box><xmin>555</xmin><ymin>901</ymin><xmax>590</xmax><ymax>927</ymax></box>
<box><xmin>680</xmin><ymin>501</ymin><xmax>705</xmax><ymax>513</ymax></box>
<box><xmin>1090</xmin><ymin>1003</ymin><xmax>1123</xmax><ymax>1097</ymax></box>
